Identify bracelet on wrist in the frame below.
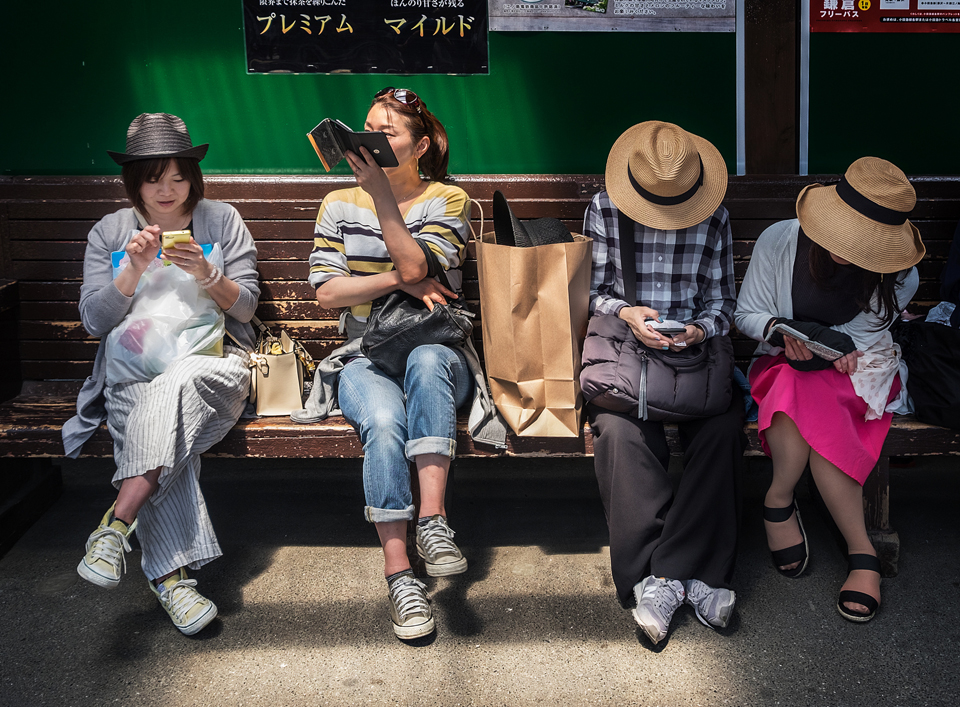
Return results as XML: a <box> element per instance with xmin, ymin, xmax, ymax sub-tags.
<box><xmin>198</xmin><ymin>264</ymin><xmax>222</xmax><ymax>290</ymax></box>
<box><xmin>197</xmin><ymin>265</ymin><xmax>217</xmax><ymax>286</ymax></box>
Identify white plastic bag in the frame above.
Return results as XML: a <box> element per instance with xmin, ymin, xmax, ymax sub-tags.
<box><xmin>105</xmin><ymin>242</ymin><xmax>225</xmax><ymax>386</ymax></box>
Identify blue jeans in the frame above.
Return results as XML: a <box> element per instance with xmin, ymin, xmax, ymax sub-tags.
<box><xmin>338</xmin><ymin>345</ymin><xmax>474</xmax><ymax>523</ymax></box>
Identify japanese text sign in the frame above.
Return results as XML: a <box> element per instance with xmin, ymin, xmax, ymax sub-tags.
<box><xmin>244</xmin><ymin>0</ymin><xmax>489</xmax><ymax>74</ymax></box>
<box><xmin>811</xmin><ymin>0</ymin><xmax>960</xmax><ymax>33</ymax></box>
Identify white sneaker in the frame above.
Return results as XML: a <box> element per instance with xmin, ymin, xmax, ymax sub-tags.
<box><xmin>388</xmin><ymin>572</ymin><xmax>435</xmax><ymax>640</ymax></box>
<box><xmin>77</xmin><ymin>505</ymin><xmax>137</xmax><ymax>589</ymax></box>
<box><xmin>632</xmin><ymin>575</ymin><xmax>685</xmax><ymax>645</ymax></box>
<box><xmin>149</xmin><ymin>569</ymin><xmax>218</xmax><ymax>636</ymax></box>
<box><xmin>416</xmin><ymin>515</ymin><xmax>467</xmax><ymax>577</ymax></box>
<box><xmin>684</xmin><ymin>579</ymin><xmax>736</xmax><ymax>629</ymax></box>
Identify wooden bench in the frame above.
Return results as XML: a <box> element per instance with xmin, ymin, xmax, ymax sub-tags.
<box><xmin>1</xmin><ymin>174</ymin><xmax>959</xmax><ymax>572</ymax></box>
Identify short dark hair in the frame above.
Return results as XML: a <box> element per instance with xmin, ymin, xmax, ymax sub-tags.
<box><xmin>120</xmin><ymin>157</ymin><xmax>204</xmax><ymax>215</ymax></box>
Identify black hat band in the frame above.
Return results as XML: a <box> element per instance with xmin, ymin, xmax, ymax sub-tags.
<box><xmin>628</xmin><ymin>155</ymin><xmax>704</xmax><ymax>207</ymax></box>
<box><xmin>835</xmin><ymin>175</ymin><xmax>909</xmax><ymax>226</ymax></box>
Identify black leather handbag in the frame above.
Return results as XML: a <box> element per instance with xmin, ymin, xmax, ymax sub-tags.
<box><xmin>361</xmin><ymin>240</ymin><xmax>475</xmax><ymax>379</ymax></box>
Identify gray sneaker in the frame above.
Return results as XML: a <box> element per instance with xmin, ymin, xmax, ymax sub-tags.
<box><xmin>632</xmin><ymin>575</ymin><xmax>685</xmax><ymax>645</ymax></box>
<box><xmin>388</xmin><ymin>572</ymin><xmax>435</xmax><ymax>639</ymax></box>
<box><xmin>416</xmin><ymin>515</ymin><xmax>467</xmax><ymax>577</ymax></box>
<box><xmin>684</xmin><ymin>579</ymin><xmax>736</xmax><ymax>629</ymax></box>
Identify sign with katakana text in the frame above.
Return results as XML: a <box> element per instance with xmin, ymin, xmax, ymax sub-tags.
<box><xmin>489</xmin><ymin>0</ymin><xmax>734</xmax><ymax>32</ymax></box>
<box><xmin>243</xmin><ymin>0</ymin><xmax>489</xmax><ymax>74</ymax></box>
<box><xmin>811</xmin><ymin>0</ymin><xmax>960</xmax><ymax>33</ymax></box>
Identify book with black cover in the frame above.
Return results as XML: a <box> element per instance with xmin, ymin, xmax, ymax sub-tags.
<box><xmin>307</xmin><ymin>119</ymin><xmax>399</xmax><ymax>171</ymax></box>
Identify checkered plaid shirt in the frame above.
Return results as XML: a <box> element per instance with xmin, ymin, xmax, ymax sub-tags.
<box><xmin>583</xmin><ymin>191</ymin><xmax>737</xmax><ymax>340</ymax></box>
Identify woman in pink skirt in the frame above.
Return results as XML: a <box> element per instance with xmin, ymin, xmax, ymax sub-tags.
<box><xmin>735</xmin><ymin>157</ymin><xmax>925</xmax><ymax>622</ymax></box>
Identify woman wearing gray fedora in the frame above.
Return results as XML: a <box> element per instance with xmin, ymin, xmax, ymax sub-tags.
<box><xmin>64</xmin><ymin>113</ymin><xmax>260</xmax><ymax>635</ymax></box>
<box><xmin>736</xmin><ymin>157</ymin><xmax>924</xmax><ymax>622</ymax></box>
<box><xmin>583</xmin><ymin>121</ymin><xmax>744</xmax><ymax>646</ymax></box>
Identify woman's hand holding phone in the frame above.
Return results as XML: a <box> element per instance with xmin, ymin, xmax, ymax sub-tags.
<box><xmin>619</xmin><ymin>306</ymin><xmax>668</xmax><ymax>349</ymax></box>
<box><xmin>664</xmin><ymin>324</ymin><xmax>704</xmax><ymax>351</ymax></box>
<box><xmin>163</xmin><ymin>236</ymin><xmax>214</xmax><ymax>281</ymax></box>
<box><xmin>783</xmin><ymin>334</ymin><xmax>813</xmax><ymax>361</ymax></box>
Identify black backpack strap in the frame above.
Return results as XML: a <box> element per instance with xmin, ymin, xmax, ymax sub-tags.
<box><xmin>617</xmin><ymin>209</ymin><xmax>638</xmax><ymax>307</ymax></box>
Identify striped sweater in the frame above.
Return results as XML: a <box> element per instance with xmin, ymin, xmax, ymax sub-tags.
<box><xmin>308</xmin><ymin>181</ymin><xmax>471</xmax><ymax>319</ymax></box>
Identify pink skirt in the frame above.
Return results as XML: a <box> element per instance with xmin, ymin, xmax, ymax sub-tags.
<box><xmin>749</xmin><ymin>354</ymin><xmax>900</xmax><ymax>486</ymax></box>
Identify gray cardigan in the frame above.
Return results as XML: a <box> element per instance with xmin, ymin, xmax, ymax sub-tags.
<box><xmin>62</xmin><ymin>199</ymin><xmax>260</xmax><ymax>458</ymax></box>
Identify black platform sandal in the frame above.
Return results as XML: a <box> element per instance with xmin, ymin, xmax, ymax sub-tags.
<box><xmin>762</xmin><ymin>497</ymin><xmax>809</xmax><ymax>578</ymax></box>
<box><xmin>837</xmin><ymin>553</ymin><xmax>881</xmax><ymax>623</ymax></box>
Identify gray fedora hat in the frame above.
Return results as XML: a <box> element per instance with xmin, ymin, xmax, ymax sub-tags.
<box><xmin>493</xmin><ymin>190</ymin><xmax>574</xmax><ymax>247</ymax></box>
<box><xmin>107</xmin><ymin>113</ymin><xmax>208</xmax><ymax>165</ymax></box>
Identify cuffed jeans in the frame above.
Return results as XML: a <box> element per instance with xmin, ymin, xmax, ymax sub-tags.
<box><xmin>338</xmin><ymin>345</ymin><xmax>473</xmax><ymax>523</ymax></box>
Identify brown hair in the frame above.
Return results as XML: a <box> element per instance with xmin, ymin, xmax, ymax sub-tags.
<box><xmin>808</xmin><ymin>240</ymin><xmax>907</xmax><ymax>331</ymax></box>
<box><xmin>121</xmin><ymin>157</ymin><xmax>204</xmax><ymax>216</ymax></box>
<box><xmin>370</xmin><ymin>91</ymin><xmax>450</xmax><ymax>183</ymax></box>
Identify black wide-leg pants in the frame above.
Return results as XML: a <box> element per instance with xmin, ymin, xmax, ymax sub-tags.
<box><xmin>588</xmin><ymin>394</ymin><xmax>746</xmax><ymax>606</ymax></box>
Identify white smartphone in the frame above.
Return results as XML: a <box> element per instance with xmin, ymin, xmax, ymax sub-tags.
<box><xmin>649</xmin><ymin>319</ymin><xmax>686</xmax><ymax>335</ymax></box>
<box><xmin>766</xmin><ymin>322</ymin><xmax>843</xmax><ymax>361</ymax></box>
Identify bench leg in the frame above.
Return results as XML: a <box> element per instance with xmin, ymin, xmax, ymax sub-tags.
<box><xmin>864</xmin><ymin>455</ymin><xmax>899</xmax><ymax>578</ymax></box>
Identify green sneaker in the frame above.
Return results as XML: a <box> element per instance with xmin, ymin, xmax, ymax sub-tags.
<box><xmin>77</xmin><ymin>504</ymin><xmax>137</xmax><ymax>589</ymax></box>
<box><xmin>150</xmin><ymin>569</ymin><xmax>218</xmax><ymax>636</ymax></box>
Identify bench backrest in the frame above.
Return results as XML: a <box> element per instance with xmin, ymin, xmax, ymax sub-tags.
<box><xmin>1</xmin><ymin>174</ymin><xmax>957</xmax><ymax>384</ymax></box>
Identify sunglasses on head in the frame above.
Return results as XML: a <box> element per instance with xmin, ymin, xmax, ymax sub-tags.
<box><xmin>375</xmin><ymin>87</ymin><xmax>421</xmax><ymax>114</ymax></box>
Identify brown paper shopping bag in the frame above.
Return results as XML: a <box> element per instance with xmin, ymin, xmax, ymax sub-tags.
<box><xmin>476</xmin><ymin>232</ymin><xmax>593</xmax><ymax>437</ymax></box>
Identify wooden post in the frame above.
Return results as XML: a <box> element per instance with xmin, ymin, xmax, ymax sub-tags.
<box><xmin>0</xmin><ymin>280</ymin><xmax>20</xmax><ymax>403</ymax></box>
<box><xmin>744</xmin><ymin>0</ymin><xmax>799</xmax><ymax>174</ymax></box>
<box><xmin>864</xmin><ymin>455</ymin><xmax>899</xmax><ymax>577</ymax></box>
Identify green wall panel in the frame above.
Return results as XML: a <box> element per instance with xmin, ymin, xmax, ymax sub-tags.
<box><xmin>2</xmin><ymin>2</ymin><xmax>736</xmax><ymax>176</ymax></box>
<box><xmin>810</xmin><ymin>33</ymin><xmax>960</xmax><ymax>175</ymax></box>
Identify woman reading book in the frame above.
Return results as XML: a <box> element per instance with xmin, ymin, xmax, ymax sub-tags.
<box><xmin>735</xmin><ymin>157</ymin><xmax>924</xmax><ymax>623</ymax></box>
<box><xmin>65</xmin><ymin>113</ymin><xmax>260</xmax><ymax>635</ymax></box>
<box><xmin>295</xmin><ymin>88</ymin><xmax>474</xmax><ymax>640</ymax></box>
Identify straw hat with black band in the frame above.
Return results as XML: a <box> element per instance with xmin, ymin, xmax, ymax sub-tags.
<box><xmin>605</xmin><ymin>121</ymin><xmax>728</xmax><ymax>231</ymax></box>
<box><xmin>796</xmin><ymin>156</ymin><xmax>924</xmax><ymax>274</ymax></box>
<box><xmin>107</xmin><ymin>113</ymin><xmax>208</xmax><ymax>165</ymax></box>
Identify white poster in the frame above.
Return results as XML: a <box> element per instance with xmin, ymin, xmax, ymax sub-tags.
<box><xmin>489</xmin><ymin>0</ymin><xmax>735</xmax><ymax>32</ymax></box>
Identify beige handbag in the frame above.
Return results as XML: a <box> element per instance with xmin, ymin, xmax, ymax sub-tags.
<box><xmin>249</xmin><ymin>329</ymin><xmax>304</xmax><ymax>416</ymax></box>
<box><xmin>232</xmin><ymin>317</ymin><xmax>313</xmax><ymax>417</ymax></box>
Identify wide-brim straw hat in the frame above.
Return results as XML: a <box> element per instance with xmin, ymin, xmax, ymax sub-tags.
<box><xmin>796</xmin><ymin>156</ymin><xmax>925</xmax><ymax>273</ymax></box>
<box><xmin>605</xmin><ymin>121</ymin><xmax>728</xmax><ymax>231</ymax></box>
<box><xmin>107</xmin><ymin>113</ymin><xmax>208</xmax><ymax>165</ymax></box>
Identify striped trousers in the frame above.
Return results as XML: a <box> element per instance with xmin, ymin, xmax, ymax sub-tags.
<box><xmin>104</xmin><ymin>348</ymin><xmax>249</xmax><ymax>580</ymax></box>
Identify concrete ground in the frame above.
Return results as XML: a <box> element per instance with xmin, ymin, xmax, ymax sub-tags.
<box><xmin>1</xmin><ymin>454</ymin><xmax>958</xmax><ymax>707</ymax></box>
